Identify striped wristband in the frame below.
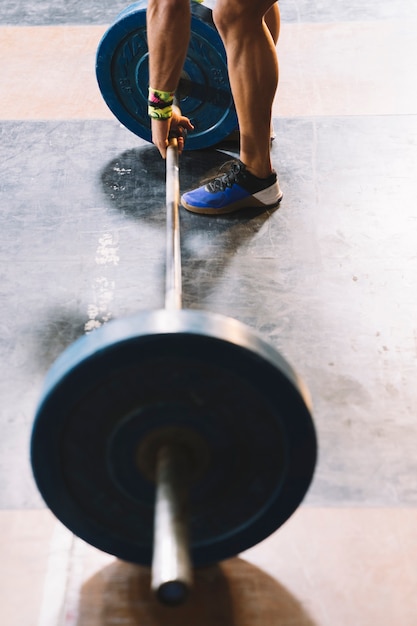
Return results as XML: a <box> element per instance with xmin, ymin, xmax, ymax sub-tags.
<box><xmin>148</xmin><ymin>87</ymin><xmax>175</xmax><ymax>120</ymax></box>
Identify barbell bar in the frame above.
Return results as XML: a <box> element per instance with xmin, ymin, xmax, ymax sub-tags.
<box><xmin>151</xmin><ymin>137</ymin><xmax>192</xmax><ymax>603</ymax></box>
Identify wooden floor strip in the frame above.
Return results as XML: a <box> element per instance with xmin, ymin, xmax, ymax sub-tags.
<box><xmin>0</xmin><ymin>21</ymin><xmax>415</xmax><ymax>121</ymax></box>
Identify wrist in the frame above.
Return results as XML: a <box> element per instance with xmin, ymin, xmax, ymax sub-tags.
<box><xmin>148</xmin><ymin>87</ymin><xmax>175</xmax><ymax>120</ymax></box>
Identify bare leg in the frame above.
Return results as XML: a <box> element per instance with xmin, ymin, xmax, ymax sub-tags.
<box><xmin>265</xmin><ymin>3</ymin><xmax>280</xmax><ymax>139</ymax></box>
<box><xmin>265</xmin><ymin>2</ymin><xmax>280</xmax><ymax>44</ymax></box>
<box><xmin>214</xmin><ymin>0</ymin><xmax>279</xmax><ymax>178</ymax></box>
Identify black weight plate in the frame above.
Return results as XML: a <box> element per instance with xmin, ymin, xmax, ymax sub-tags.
<box><xmin>96</xmin><ymin>1</ymin><xmax>238</xmax><ymax>150</ymax></box>
<box><xmin>31</xmin><ymin>309</ymin><xmax>317</xmax><ymax>567</ymax></box>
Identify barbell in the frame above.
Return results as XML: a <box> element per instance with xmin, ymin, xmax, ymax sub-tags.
<box><xmin>96</xmin><ymin>0</ymin><xmax>238</xmax><ymax>150</ymax></box>
<box><xmin>31</xmin><ymin>135</ymin><xmax>317</xmax><ymax>604</ymax></box>
<box><xmin>31</xmin><ymin>1</ymin><xmax>317</xmax><ymax>607</ymax></box>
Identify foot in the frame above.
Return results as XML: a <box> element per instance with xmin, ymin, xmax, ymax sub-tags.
<box><xmin>181</xmin><ymin>160</ymin><xmax>283</xmax><ymax>215</ymax></box>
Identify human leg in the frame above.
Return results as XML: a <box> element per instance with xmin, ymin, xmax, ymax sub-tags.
<box><xmin>213</xmin><ymin>0</ymin><xmax>279</xmax><ymax>179</ymax></box>
<box><xmin>265</xmin><ymin>2</ymin><xmax>280</xmax><ymax>44</ymax></box>
<box><xmin>181</xmin><ymin>0</ymin><xmax>282</xmax><ymax>214</ymax></box>
<box><xmin>264</xmin><ymin>3</ymin><xmax>280</xmax><ymax>139</ymax></box>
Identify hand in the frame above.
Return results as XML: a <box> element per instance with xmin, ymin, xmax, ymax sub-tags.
<box><xmin>151</xmin><ymin>106</ymin><xmax>194</xmax><ymax>158</ymax></box>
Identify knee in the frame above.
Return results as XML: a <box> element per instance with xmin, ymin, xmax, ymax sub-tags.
<box><xmin>213</xmin><ymin>0</ymin><xmax>265</xmax><ymax>37</ymax></box>
<box><xmin>148</xmin><ymin>0</ymin><xmax>189</xmax><ymax>19</ymax></box>
<box><xmin>213</xmin><ymin>0</ymin><xmax>247</xmax><ymax>36</ymax></box>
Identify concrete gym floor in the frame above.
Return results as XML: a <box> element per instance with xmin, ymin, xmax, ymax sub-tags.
<box><xmin>1</xmin><ymin>1</ymin><xmax>416</xmax><ymax>624</ymax></box>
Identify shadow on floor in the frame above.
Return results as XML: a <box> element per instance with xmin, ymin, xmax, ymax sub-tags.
<box><xmin>100</xmin><ymin>144</ymin><xmax>280</xmax><ymax>219</ymax></box>
<box><xmin>99</xmin><ymin>145</ymin><xmax>249</xmax><ymax>224</ymax></box>
<box><xmin>77</xmin><ymin>557</ymin><xmax>317</xmax><ymax>626</ymax></box>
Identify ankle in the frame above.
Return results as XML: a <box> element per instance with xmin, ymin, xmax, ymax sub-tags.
<box><xmin>239</xmin><ymin>153</ymin><xmax>273</xmax><ymax>179</ymax></box>
<box><xmin>243</xmin><ymin>163</ymin><xmax>274</xmax><ymax>180</ymax></box>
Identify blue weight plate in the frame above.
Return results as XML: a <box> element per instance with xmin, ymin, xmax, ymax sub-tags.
<box><xmin>31</xmin><ymin>309</ymin><xmax>316</xmax><ymax>567</ymax></box>
<box><xmin>96</xmin><ymin>1</ymin><xmax>237</xmax><ymax>150</ymax></box>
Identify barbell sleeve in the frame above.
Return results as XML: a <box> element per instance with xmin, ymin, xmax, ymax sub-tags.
<box><xmin>151</xmin><ymin>444</ymin><xmax>193</xmax><ymax>605</ymax></box>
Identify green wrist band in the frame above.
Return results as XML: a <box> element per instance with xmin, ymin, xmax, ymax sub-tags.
<box><xmin>148</xmin><ymin>87</ymin><xmax>175</xmax><ymax>120</ymax></box>
<box><xmin>148</xmin><ymin>104</ymin><xmax>173</xmax><ymax>120</ymax></box>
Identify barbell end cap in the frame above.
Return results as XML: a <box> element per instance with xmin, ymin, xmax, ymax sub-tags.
<box><xmin>155</xmin><ymin>580</ymin><xmax>189</xmax><ymax>606</ymax></box>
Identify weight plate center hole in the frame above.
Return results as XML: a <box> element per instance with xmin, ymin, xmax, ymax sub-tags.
<box><xmin>137</xmin><ymin>426</ymin><xmax>211</xmax><ymax>487</ymax></box>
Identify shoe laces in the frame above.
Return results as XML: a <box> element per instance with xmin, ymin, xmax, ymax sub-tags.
<box><xmin>206</xmin><ymin>161</ymin><xmax>244</xmax><ymax>192</ymax></box>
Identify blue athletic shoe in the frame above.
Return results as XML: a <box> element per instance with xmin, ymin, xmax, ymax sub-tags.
<box><xmin>181</xmin><ymin>160</ymin><xmax>283</xmax><ymax>215</ymax></box>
